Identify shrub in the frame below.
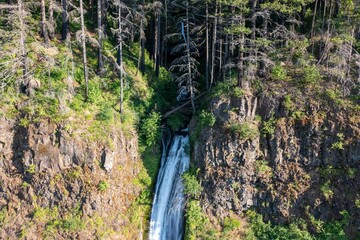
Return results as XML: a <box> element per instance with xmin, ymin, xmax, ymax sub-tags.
<box><xmin>261</xmin><ymin>117</ymin><xmax>276</xmax><ymax>136</ymax></box>
<box><xmin>232</xmin><ymin>87</ymin><xmax>244</xmax><ymax>98</ymax></box>
<box><xmin>255</xmin><ymin>160</ymin><xmax>273</xmax><ymax>177</ymax></box>
<box><xmin>185</xmin><ymin>200</ymin><xmax>209</xmax><ymax>240</ymax></box>
<box><xmin>271</xmin><ymin>64</ymin><xmax>287</xmax><ymax>81</ymax></box>
<box><xmin>140</xmin><ymin>111</ymin><xmax>161</xmax><ymax>147</ymax></box>
<box><xmin>355</xmin><ymin>199</ymin><xmax>360</xmax><ymax>208</ymax></box>
<box><xmin>223</xmin><ymin>217</ymin><xmax>241</xmax><ymax>233</ymax></box>
<box><xmin>0</xmin><ymin>207</ymin><xmax>8</xmax><ymax>227</ymax></box>
<box><xmin>198</xmin><ymin>110</ymin><xmax>216</xmax><ymax>128</ymax></box>
<box><xmin>26</xmin><ymin>164</ymin><xmax>36</xmax><ymax>174</ymax></box>
<box><xmin>97</xmin><ymin>180</ymin><xmax>110</xmax><ymax>192</ymax></box>
<box><xmin>182</xmin><ymin>172</ymin><xmax>203</xmax><ymax>199</ymax></box>
<box><xmin>284</xmin><ymin>95</ymin><xmax>294</xmax><ymax>111</ymax></box>
<box><xmin>302</xmin><ymin>64</ymin><xmax>321</xmax><ymax>84</ymax></box>
<box><xmin>228</xmin><ymin>122</ymin><xmax>259</xmax><ymax>140</ymax></box>
<box><xmin>167</xmin><ymin>113</ymin><xmax>185</xmax><ymax>131</ymax></box>
<box><xmin>321</xmin><ymin>181</ymin><xmax>334</xmax><ymax>200</ymax></box>
<box><xmin>96</xmin><ymin>103</ymin><xmax>113</xmax><ymax>121</ymax></box>
<box><xmin>245</xmin><ymin>210</ymin><xmax>314</xmax><ymax>240</ymax></box>
<box><xmin>87</xmin><ymin>79</ymin><xmax>102</xmax><ymax>104</ymax></box>
<box><xmin>61</xmin><ymin>215</ymin><xmax>84</xmax><ymax>231</ymax></box>
<box><xmin>324</xmin><ymin>89</ymin><xmax>344</xmax><ymax>106</ymax></box>
<box><xmin>331</xmin><ymin>133</ymin><xmax>345</xmax><ymax>150</ymax></box>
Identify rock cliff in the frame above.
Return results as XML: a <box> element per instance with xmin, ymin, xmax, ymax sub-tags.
<box><xmin>0</xmin><ymin>117</ymin><xmax>142</xmax><ymax>239</ymax></box>
<box><xmin>191</xmin><ymin>88</ymin><xmax>360</xmax><ymax>237</ymax></box>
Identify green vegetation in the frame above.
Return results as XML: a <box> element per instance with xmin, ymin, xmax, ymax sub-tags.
<box><xmin>223</xmin><ymin>216</ymin><xmax>241</xmax><ymax>233</ymax></box>
<box><xmin>228</xmin><ymin>122</ymin><xmax>259</xmax><ymax>140</ymax></box>
<box><xmin>0</xmin><ymin>207</ymin><xmax>8</xmax><ymax>227</ymax></box>
<box><xmin>185</xmin><ymin>199</ymin><xmax>212</xmax><ymax>240</ymax></box>
<box><xmin>332</xmin><ymin>133</ymin><xmax>345</xmax><ymax>150</ymax></box>
<box><xmin>355</xmin><ymin>199</ymin><xmax>360</xmax><ymax>208</ymax></box>
<box><xmin>320</xmin><ymin>181</ymin><xmax>334</xmax><ymax>201</ymax></box>
<box><xmin>302</xmin><ymin>65</ymin><xmax>322</xmax><ymax>85</ymax></box>
<box><xmin>182</xmin><ymin>171</ymin><xmax>203</xmax><ymax>199</ymax></box>
<box><xmin>245</xmin><ymin>210</ymin><xmax>314</xmax><ymax>240</ymax></box>
<box><xmin>261</xmin><ymin>117</ymin><xmax>277</xmax><ymax>136</ymax></box>
<box><xmin>140</xmin><ymin>111</ymin><xmax>161</xmax><ymax>147</ymax></box>
<box><xmin>167</xmin><ymin>113</ymin><xmax>186</xmax><ymax>132</ymax></box>
<box><xmin>198</xmin><ymin>110</ymin><xmax>216</xmax><ymax>128</ymax></box>
<box><xmin>255</xmin><ymin>160</ymin><xmax>273</xmax><ymax>178</ymax></box>
<box><xmin>97</xmin><ymin>180</ymin><xmax>110</xmax><ymax>192</ymax></box>
<box><xmin>233</xmin><ymin>87</ymin><xmax>245</xmax><ymax>98</ymax></box>
<box><xmin>25</xmin><ymin>164</ymin><xmax>36</xmax><ymax>174</ymax></box>
<box><xmin>271</xmin><ymin>64</ymin><xmax>287</xmax><ymax>81</ymax></box>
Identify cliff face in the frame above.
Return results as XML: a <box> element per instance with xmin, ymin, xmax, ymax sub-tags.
<box><xmin>0</xmin><ymin>117</ymin><xmax>142</xmax><ymax>239</ymax></box>
<box><xmin>191</xmin><ymin>90</ymin><xmax>360</xmax><ymax>235</ymax></box>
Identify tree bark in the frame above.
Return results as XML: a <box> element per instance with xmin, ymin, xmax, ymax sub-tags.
<box><xmin>97</xmin><ymin>0</ymin><xmax>105</xmax><ymax>75</ymax></box>
<box><xmin>18</xmin><ymin>0</ymin><xmax>28</xmax><ymax>91</ymax></box>
<box><xmin>61</xmin><ymin>0</ymin><xmax>68</xmax><ymax>41</ymax></box>
<box><xmin>41</xmin><ymin>0</ymin><xmax>49</xmax><ymax>44</ymax></box>
<box><xmin>49</xmin><ymin>0</ymin><xmax>54</xmax><ymax>39</ymax></box>
<box><xmin>154</xmin><ymin>7</ymin><xmax>161</xmax><ymax>77</ymax></box>
<box><xmin>186</xmin><ymin>1</ymin><xmax>195</xmax><ymax>113</ymax></box>
<box><xmin>205</xmin><ymin>2</ymin><xmax>209</xmax><ymax>89</ymax></box>
<box><xmin>117</xmin><ymin>1</ymin><xmax>123</xmax><ymax>115</ymax></box>
<box><xmin>210</xmin><ymin>1</ymin><xmax>218</xmax><ymax>89</ymax></box>
<box><xmin>80</xmin><ymin>0</ymin><xmax>89</xmax><ymax>99</ymax></box>
<box><xmin>141</xmin><ymin>0</ymin><xmax>145</xmax><ymax>73</ymax></box>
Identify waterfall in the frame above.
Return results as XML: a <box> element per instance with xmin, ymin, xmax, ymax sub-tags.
<box><xmin>149</xmin><ymin>132</ymin><xmax>190</xmax><ymax>240</ymax></box>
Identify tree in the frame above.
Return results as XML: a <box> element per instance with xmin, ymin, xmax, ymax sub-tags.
<box><xmin>61</xmin><ymin>0</ymin><xmax>69</xmax><ymax>41</ymax></box>
<box><xmin>169</xmin><ymin>0</ymin><xmax>200</xmax><ymax>113</ymax></box>
<box><xmin>0</xmin><ymin>0</ymin><xmax>32</xmax><ymax>93</ymax></box>
<box><xmin>41</xmin><ymin>0</ymin><xmax>49</xmax><ymax>44</ymax></box>
<box><xmin>79</xmin><ymin>0</ymin><xmax>89</xmax><ymax>99</ymax></box>
<box><xmin>97</xmin><ymin>0</ymin><xmax>105</xmax><ymax>75</ymax></box>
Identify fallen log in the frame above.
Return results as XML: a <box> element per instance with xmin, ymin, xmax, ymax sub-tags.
<box><xmin>162</xmin><ymin>92</ymin><xmax>207</xmax><ymax>119</ymax></box>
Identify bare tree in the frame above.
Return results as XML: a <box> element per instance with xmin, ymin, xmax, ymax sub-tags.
<box><xmin>169</xmin><ymin>0</ymin><xmax>200</xmax><ymax>113</ymax></box>
<box><xmin>97</xmin><ymin>0</ymin><xmax>105</xmax><ymax>75</ymax></box>
<box><xmin>41</xmin><ymin>0</ymin><xmax>49</xmax><ymax>44</ymax></box>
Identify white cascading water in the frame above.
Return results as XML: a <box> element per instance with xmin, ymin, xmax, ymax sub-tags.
<box><xmin>149</xmin><ymin>132</ymin><xmax>190</xmax><ymax>240</ymax></box>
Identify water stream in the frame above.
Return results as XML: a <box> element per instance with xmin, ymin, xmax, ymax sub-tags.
<box><xmin>148</xmin><ymin>132</ymin><xmax>190</xmax><ymax>240</ymax></box>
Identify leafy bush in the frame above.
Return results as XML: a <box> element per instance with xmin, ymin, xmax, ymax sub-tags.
<box><xmin>331</xmin><ymin>133</ymin><xmax>345</xmax><ymax>150</ymax></box>
<box><xmin>223</xmin><ymin>217</ymin><xmax>241</xmax><ymax>233</ymax></box>
<box><xmin>355</xmin><ymin>199</ymin><xmax>360</xmax><ymax>208</ymax></box>
<box><xmin>61</xmin><ymin>215</ymin><xmax>85</xmax><ymax>231</ymax></box>
<box><xmin>255</xmin><ymin>160</ymin><xmax>273</xmax><ymax>177</ymax></box>
<box><xmin>245</xmin><ymin>210</ymin><xmax>314</xmax><ymax>240</ymax></box>
<box><xmin>185</xmin><ymin>200</ymin><xmax>209</xmax><ymax>240</ymax></box>
<box><xmin>198</xmin><ymin>110</ymin><xmax>216</xmax><ymax>128</ymax></box>
<box><xmin>232</xmin><ymin>87</ymin><xmax>244</xmax><ymax>98</ymax></box>
<box><xmin>167</xmin><ymin>113</ymin><xmax>185</xmax><ymax>131</ymax></box>
<box><xmin>97</xmin><ymin>180</ymin><xmax>110</xmax><ymax>192</ymax></box>
<box><xmin>324</xmin><ymin>89</ymin><xmax>345</xmax><ymax>106</ymax></box>
<box><xmin>140</xmin><ymin>111</ymin><xmax>161</xmax><ymax>146</ymax></box>
<box><xmin>26</xmin><ymin>164</ymin><xmax>36</xmax><ymax>174</ymax></box>
<box><xmin>321</xmin><ymin>181</ymin><xmax>334</xmax><ymax>200</ymax></box>
<box><xmin>261</xmin><ymin>117</ymin><xmax>276</xmax><ymax>136</ymax></box>
<box><xmin>228</xmin><ymin>122</ymin><xmax>259</xmax><ymax>140</ymax></box>
<box><xmin>87</xmin><ymin>80</ymin><xmax>102</xmax><ymax>104</ymax></box>
<box><xmin>271</xmin><ymin>64</ymin><xmax>287</xmax><ymax>81</ymax></box>
<box><xmin>182</xmin><ymin>172</ymin><xmax>203</xmax><ymax>199</ymax></box>
<box><xmin>284</xmin><ymin>95</ymin><xmax>294</xmax><ymax>111</ymax></box>
<box><xmin>302</xmin><ymin>64</ymin><xmax>321</xmax><ymax>84</ymax></box>
<box><xmin>96</xmin><ymin>103</ymin><xmax>113</xmax><ymax>121</ymax></box>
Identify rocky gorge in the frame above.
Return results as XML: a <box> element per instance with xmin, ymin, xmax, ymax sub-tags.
<box><xmin>191</xmin><ymin>84</ymin><xmax>360</xmax><ymax>238</ymax></box>
<box><xmin>0</xmin><ymin>117</ymin><xmax>143</xmax><ymax>239</ymax></box>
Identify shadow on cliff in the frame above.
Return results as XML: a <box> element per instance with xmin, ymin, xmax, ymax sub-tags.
<box><xmin>10</xmin><ymin>117</ymin><xmax>29</xmax><ymax>176</ymax></box>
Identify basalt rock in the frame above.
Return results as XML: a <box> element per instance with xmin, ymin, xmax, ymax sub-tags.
<box><xmin>192</xmin><ymin>93</ymin><xmax>360</xmax><ymax>236</ymax></box>
<box><xmin>0</xmin><ymin>117</ymin><xmax>141</xmax><ymax>238</ymax></box>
